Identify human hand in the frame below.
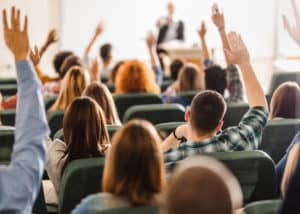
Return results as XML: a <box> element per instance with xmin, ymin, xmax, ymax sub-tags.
<box><xmin>224</xmin><ymin>32</ymin><xmax>250</xmax><ymax>66</ymax></box>
<box><xmin>3</xmin><ymin>7</ymin><xmax>29</xmax><ymax>61</ymax></box>
<box><xmin>211</xmin><ymin>3</ymin><xmax>225</xmax><ymax>30</ymax></box>
<box><xmin>198</xmin><ymin>21</ymin><xmax>207</xmax><ymax>38</ymax></box>
<box><xmin>94</xmin><ymin>22</ymin><xmax>103</xmax><ymax>37</ymax></box>
<box><xmin>175</xmin><ymin>124</ymin><xmax>189</xmax><ymax>139</ymax></box>
<box><xmin>46</xmin><ymin>29</ymin><xmax>58</xmax><ymax>45</ymax></box>
<box><xmin>146</xmin><ymin>31</ymin><xmax>156</xmax><ymax>48</ymax></box>
<box><xmin>29</xmin><ymin>46</ymin><xmax>40</xmax><ymax>66</ymax></box>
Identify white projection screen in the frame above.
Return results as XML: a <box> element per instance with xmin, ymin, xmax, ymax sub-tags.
<box><xmin>61</xmin><ymin>0</ymin><xmax>280</xmax><ymax>61</ymax></box>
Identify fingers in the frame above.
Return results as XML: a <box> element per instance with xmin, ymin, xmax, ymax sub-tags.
<box><xmin>10</xmin><ymin>7</ymin><xmax>15</xmax><ymax>28</ymax></box>
<box><xmin>2</xmin><ymin>9</ymin><xmax>8</xmax><ymax>30</ymax></box>
<box><xmin>23</xmin><ymin>15</ymin><xmax>28</xmax><ymax>33</ymax></box>
<box><xmin>16</xmin><ymin>9</ymin><xmax>20</xmax><ymax>31</ymax></box>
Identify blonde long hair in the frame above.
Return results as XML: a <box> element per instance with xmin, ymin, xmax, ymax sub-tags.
<box><xmin>49</xmin><ymin>66</ymin><xmax>89</xmax><ymax>111</ymax></box>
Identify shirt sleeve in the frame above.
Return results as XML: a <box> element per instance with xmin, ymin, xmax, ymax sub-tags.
<box><xmin>226</xmin><ymin>64</ymin><xmax>244</xmax><ymax>103</ymax></box>
<box><xmin>0</xmin><ymin>60</ymin><xmax>50</xmax><ymax>212</ymax></box>
<box><xmin>152</xmin><ymin>65</ymin><xmax>163</xmax><ymax>86</ymax></box>
<box><xmin>221</xmin><ymin>107</ymin><xmax>269</xmax><ymax>151</ymax></box>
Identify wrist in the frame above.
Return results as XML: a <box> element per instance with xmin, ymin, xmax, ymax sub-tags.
<box><xmin>14</xmin><ymin>53</ymin><xmax>28</xmax><ymax>61</ymax></box>
<box><xmin>218</xmin><ymin>26</ymin><xmax>225</xmax><ymax>32</ymax></box>
<box><xmin>237</xmin><ymin>62</ymin><xmax>252</xmax><ymax>70</ymax></box>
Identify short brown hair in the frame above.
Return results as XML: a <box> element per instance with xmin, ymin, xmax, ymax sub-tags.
<box><xmin>83</xmin><ymin>82</ymin><xmax>120</xmax><ymax>124</ymax></box>
<box><xmin>102</xmin><ymin>120</ymin><xmax>166</xmax><ymax>205</ymax></box>
<box><xmin>190</xmin><ymin>90</ymin><xmax>226</xmax><ymax>133</ymax></box>
<box><xmin>178</xmin><ymin>64</ymin><xmax>203</xmax><ymax>92</ymax></box>
<box><xmin>270</xmin><ymin>82</ymin><xmax>300</xmax><ymax>119</ymax></box>
<box><xmin>61</xmin><ymin>97</ymin><xmax>110</xmax><ymax>174</ymax></box>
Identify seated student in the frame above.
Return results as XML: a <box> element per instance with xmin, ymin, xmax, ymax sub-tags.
<box><xmin>0</xmin><ymin>7</ymin><xmax>49</xmax><ymax>212</ymax></box>
<box><xmin>269</xmin><ymin>82</ymin><xmax>300</xmax><ymax>119</ymax></box>
<box><xmin>48</xmin><ymin>66</ymin><xmax>89</xmax><ymax>111</ymax></box>
<box><xmin>45</xmin><ymin>97</ymin><xmax>110</xmax><ymax>203</ymax></box>
<box><xmin>83</xmin><ymin>82</ymin><xmax>121</xmax><ymax>124</ymax></box>
<box><xmin>170</xmin><ymin>59</ymin><xmax>184</xmax><ymax>81</ymax></box>
<box><xmin>115</xmin><ymin>60</ymin><xmax>160</xmax><ymax>94</ymax></box>
<box><xmin>72</xmin><ymin>120</ymin><xmax>166</xmax><ymax>213</ymax></box>
<box><xmin>166</xmin><ymin>156</ymin><xmax>243</xmax><ymax>214</ymax></box>
<box><xmin>162</xmin><ymin>32</ymin><xmax>268</xmax><ymax>163</ymax></box>
<box><xmin>199</xmin><ymin>5</ymin><xmax>244</xmax><ymax>103</ymax></box>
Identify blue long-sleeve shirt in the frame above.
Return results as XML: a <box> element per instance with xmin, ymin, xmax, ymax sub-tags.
<box><xmin>0</xmin><ymin>60</ymin><xmax>49</xmax><ymax>212</ymax></box>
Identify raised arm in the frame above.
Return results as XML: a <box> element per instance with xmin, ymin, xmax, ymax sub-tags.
<box><xmin>39</xmin><ymin>29</ymin><xmax>58</xmax><ymax>58</ymax></box>
<box><xmin>84</xmin><ymin>22</ymin><xmax>103</xmax><ymax>57</ymax></box>
<box><xmin>0</xmin><ymin>7</ymin><xmax>49</xmax><ymax>211</ymax></box>
<box><xmin>198</xmin><ymin>21</ymin><xmax>210</xmax><ymax>60</ymax></box>
<box><xmin>212</xmin><ymin>4</ymin><xmax>231</xmax><ymax>65</ymax></box>
<box><xmin>283</xmin><ymin>0</ymin><xmax>300</xmax><ymax>46</ymax></box>
<box><xmin>225</xmin><ymin>32</ymin><xmax>268</xmax><ymax>109</ymax></box>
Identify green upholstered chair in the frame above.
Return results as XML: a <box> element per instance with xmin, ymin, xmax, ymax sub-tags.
<box><xmin>113</xmin><ymin>93</ymin><xmax>163</xmax><ymax>121</ymax></box>
<box><xmin>223</xmin><ymin>103</ymin><xmax>249</xmax><ymax>129</ymax></box>
<box><xmin>0</xmin><ymin>129</ymin><xmax>14</xmax><ymax>162</ymax></box>
<box><xmin>44</xmin><ymin>96</ymin><xmax>57</xmax><ymax>111</ymax></box>
<box><xmin>0</xmin><ymin>84</ymin><xmax>17</xmax><ymax>96</ymax></box>
<box><xmin>59</xmin><ymin>157</ymin><xmax>105</xmax><ymax>214</ymax></box>
<box><xmin>243</xmin><ymin>200</ymin><xmax>282</xmax><ymax>214</ymax></box>
<box><xmin>0</xmin><ymin>110</ymin><xmax>16</xmax><ymax>126</ymax></box>
<box><xmin>268</xmin><ymin>71</ymin><xmax>300</xmax><ymax>95</ymax></box>
<box><xmin>123</xmin><ymin>104</ymin><xmax>185</xmax><ymax>125</ymax></box>
<box><xmin>155</xmin><ymin>122</ymin><xmax>186</xmax><ymax>139</ymax></box>
<box><xmin>259</xmin><ymin>119</ymin><xmax>300</xmax><ymax>163</ymax></box>
<box><xmin>47</xmin><ymin>110</ymin><xmax>64</xmax><ymax>138</ymax></box>
<box><xmin>92</xmin><ymin>206</ymin><xmax>160</xmax><ymax>214</ymax></box>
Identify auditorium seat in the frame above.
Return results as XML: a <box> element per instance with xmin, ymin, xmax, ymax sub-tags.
<box><xmin>113</xmin><ymin>93</ymin><xmax>163</xmax><ymax>121</ymax></box>
<box><xmin>92</xmin><ymin>206</ymin><xmax>159</xmax><ymax>214</ymax></box>
<box><xmin>155</xmin><ymin>122</ymin><xmax>186</xmax><ymax>139</ymax></box>
<box><xmin>176</xmin><ymin>90</ymin><xmax>200</xmax><ymax>105</ymax></box>
<box><xmin>0</xmin><ymin>109</ymin><xmax>16</xmax><ymax>126</ymax></box>
<box><xmin>105</xmin><ymin>83</ymin><xmax>115</xmax><ymax>93</ymax></box>
<box><xmin>0</xmin><ymin>84</ymin><xmax>17</xmax><ymax>96</ymax></box>
<box><xmin>223</xmin><ymin>103</ymin><xmax>249</xmax><ymax>129</ymax></box>
<box><xmin>53</xmin><ymin>124</ymin><xmax>122</xmax><ymax>141</ymax></box>
<box><xmin>160</xmin><ymin>80</ymin><xmax>175</xmax><ymax>92</ymax></box>
<box><xmin>243</xmin><ymin>199</ymin><xmax>282</xmax><ymax>214</ymax></box>
<box><xmin>44</xmin><ymin>96</ymin><xmax>57</xmax><ymax>111</ymax></box>
<box><xmin>259</xmin><ymin>119</ymin><xmax>300</xmax><ymax>163</ymax></box>
<box><xmin>0</xmin><ymin>129</ymin><xmax>14</xmax><ymax>162</ymax></box>
<box><xmin>0</xmin><ymin>78</ymin><xmax>17</xmax><ymax>85</ymax></box>
<box><xmin>100</xmin><ymin>75</ymin><xmax>109</xmax><ymax>83</ymax></box>
<box><xmin>268</xmin><ymin>71</ymin><xmax>300</xmax><ymax>95</ymax></box>
<box><xmin>123</xmin><ymin>104</ymin><xmax>185</xmax><ymax>125</ymax></box>
<box><xmin>166</xmin><ymin>151</ymin><xmax>279</xmax><ymax>204</ymax></box>
<box><xmin>59</xmin><ymin>157</ymin><xmax>105</xmax><ymax>214</ymax></box>
<box><xmin>47</xmin><ymin>110</ymin><xmax>64</xmax><ymax>138</ymax></box>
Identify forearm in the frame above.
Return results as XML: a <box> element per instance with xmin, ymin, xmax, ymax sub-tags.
<box><xmin>161</xmin><ymin>134</ymin><xmax>180</xmax><ymax>152</ymax></box>
<box><xmin>218</xmin><ymin>28</ymin><xmax>231</xmax><ymax>65</ymax></box>
<box><xmin>148</xmin><ymin>46</ymin><xmax>160</xmax><ymax>66</ymax></box>
<box><xmin>39</xmin><ymin>41</ymin><xmax>51</xmax><ymax>58</ymax></box>
<box><xmin>200</xmin><ymin>36</ymin><xmax>210</xmax><ymax>60</ymax></box>
<box><xmin>239</xmin><ymin>63</ymin><xmax>268</xmax><ymax>109</ymax></box>
<box><xmin>84</xmin><ymin>35</ymin><xmax>98</xmax><ymax>56</ymax></box>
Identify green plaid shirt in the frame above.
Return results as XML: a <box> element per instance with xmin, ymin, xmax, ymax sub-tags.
<box><xmin>164</xmin><ymin>107</ymin><xmax>268</xmax><ymax>163</ymax></box>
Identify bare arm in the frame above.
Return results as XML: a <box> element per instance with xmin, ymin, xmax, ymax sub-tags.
<box><xmin>84</xmin><ymin>23</ymin><xmax>103</xmax><ymax>57</ymax></box>
<box><xmin>283</xmin><ymin>0</ymin><xmax>300</xmax><ymax>46</ymax></box>
<box><xmin>198</xmin><ymin>21</ymin><xmax>210</xmax><ymax>60</ymax></box>
<box><xmin>225</xmin><ymin>32</ymin><xmax>268</xmax><ymax>109</ymax></box>
<box><xmin>39</xmin><ymin>29</ymin><xmax>58</xmax><ymax>58</ymax></box>
<box><xmin>146</xmin><ymin>32</ymin><xmax>160</xmax><ymax>67</ymax></box>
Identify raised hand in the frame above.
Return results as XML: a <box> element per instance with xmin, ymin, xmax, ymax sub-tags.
<box><xmin>211</xmin><ymin>3</ymin><xmax>225</xmax><ymax>30</ymax></box>
<box><xmin>283</xmin><ymin>0</ymin><xmax>300</xmax><ymax>46</ymax></box>
<box><xmin>224</xmin><ymin>32</ymin><xmax>250</xmax><ymax>66</ymax></box>
<box><xmin>146</xmin><ymin>32</ymin><xmax>156</xmax><ymax>48</ymax></box>
<box><xmin>3</xmin><ymin>7</ymin><xmax>29</xmax><ymax>61</ymax></box>
<box><xmin>198</xmin><ymin>21</ymin><xmax>207</xmax><ymax>38</ymax></box>
<box><xmin>94</xmin><ymin>22</ymin><xmax>103</xmax><ymax>37</ymax></box>
<box><xmin>29</xmin><ymin>46</ymin><xmax>40</xmax><ymax>66</ymax></box>
<box><xmin>46</xmin><ymin>29</ymin><xmax>58</xmax><ymax>45</ymax></box>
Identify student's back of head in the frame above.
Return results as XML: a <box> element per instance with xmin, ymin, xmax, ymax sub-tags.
<box><xmin>204</xmin><ymin>65</ymin><xmax>227</xmax><ymax>96</ymax></box>
<box><xmin>170</xmin><ymin>59</ymin><xmax>184</xmax><ymax>81</ymax></box>
<box><xmin>109</xmin><ymin>60</ymin><xmax>125</xmax><ymax>84</ymax></box>
<box><xmin>103</xmin><ymin>120</ymin><xmax>166</xmax><ymax>205</ymax></box>
<box><xmin>178</xmin><ymin>64</ymin><xmax>203</xmax><ymax>92</ymax></box>
<box><xmin>115</xmin><ymin>60</ymin><xmax>160</xmax><ymax>94</ymax></box>
<box><xmin>189</xmin><ymin>90</ymin><xmax>226</xmax><ymax>133</ymax></box>
<box><xmin>59</xmin><ymin>55</ymin><xmax>84</xmax><ymax>79</ymax></box>
<box><xmin>100</xmin><ymin>43</ymin><xmax>112</xmax><ymax>63</ymax></box>
<box><xmin>53</xmin><ymin>51</ymin><xmax>74</xmax><ymax>76</ymax></box>
<box><xmin>166</xmin><ymin>156</ymin><xmax>243</xmax><ymax>214</ymax></box>
<box><xmin>49</xmin><ymin>66</ymin><xmax>89</xmax><ymax>111</ymax></box>
<box><xmin>62</xmin><ymin>97</ymin><xmax>110</xmax><ymax>174</ymax></box>
<box><xmin>270</xmin><ymin>82</ymin><xmax>300</xmax><ymax>119</ymax></box>
<box><xmin>83</xmin><ymin>82</ymin><xmax>120</xmax><ymax>125</ymax></box>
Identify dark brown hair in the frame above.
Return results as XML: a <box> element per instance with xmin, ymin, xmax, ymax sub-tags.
<box><xmin>83</xmin><ymin>82</ymin><xmax>120</xmax><ymax>124</ymax></box>
<box><xmin>53</xmin><ymin>51</ymin><xmax>74</xmax><ymax>75</ymax></box>
<box><xmin>109</xmin><ymin>61</ymin><xmax>125</xmax><ymax>84</ymax></box>
<box><xmin>61</xmin><ymin>97</ymin><xmax>110</xmax><ymax>174</ymax></box>
<box><xmin>103</xmin><ymin>120</ymin><xmax>166</xmax><ymax>205</ymax></box>
<box><xmin>100</xmin><ymin>43</ymin><xmax>112</xmax><ymax>62</ymax></box>
<box><xmin>270</xmin><ymin>82</ymin><xmax>300</xmax><ymax>119</ymax></box>
<box><xmin>178</xmin><ymin>64</ymin><xmax>203</xmax><ymax>92</ymax></box>
<box><xmin>59</xmin><ymin>55</ymin><xmax>83</xmax><ymax>78</ymax></box>
<box><xmin>190</xmin><ymin>90</ymin><xmax>226</xmax><ymax>133</ymax></box>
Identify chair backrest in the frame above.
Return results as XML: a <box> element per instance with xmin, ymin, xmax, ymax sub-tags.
<box><xmin>53</xmin><ymin>124</ymin><xmax>122</xmax><ymax>141</ymax></box>
<box><xmin>93</xmin><ymin>206</ymin><xmax>160</xmax><ymax>214</ymax></box>
<box><xmin>0</xmin><ymin>110</ymin><xmax>16</xmax><ymax>126</ymax></box>
<box><xmin>223</xmin><ymin>103</ymin><xmax>249</xmax><ymax>129</ymax></box>
<box><xmin>105</xmin><ymin>83</ymin><xmax>115</xmax><ymax>93</ymax></box>
<box><xmin>113</xmin><ymin>93</ymin><xmax>163</xmax><ymax>121</ymax></box>
<box><xmin>0</xmin><ymin>78</ymin><xmax>17</xmax><ymax>85</ymax></box>
<box><xmin>166</xmin><ymin>151</ymin><xmax>279</xmax><ymax>204</ymax></box>
<box><xmin>0</xmin><ymin>129</ymin><xmax>15</xmax><ymax>162</ymax></box>
<box><xmin>44</xmin><ymin>96</ymin><xmax>57</xmax><ymax>111</ymax></box>
<box><xmin>243</xmin><ymin>200</ymin><xmax>282</xmax><ymax>214</ymax></box>
<box><xmin>155</xmin><ymin>122</ymin><xmax>186</xmax><ymax>139</ymax></box>
<box><xmin>259</xmin><ymin>119</ymin><xmax>300</xmax><ymax>163</ymax></box>
<box><xmin>47</xmin><ymin>110</ymin><xmax>65</xmax><ymax>138</ymax></box>
<box><xmin>123</xmin><ymin>104</ymin><xmax>185</xmax><ymax>125</ymax></box>
<box><xmin>176</xmin><ymin>90</ymin><xmax>200</xmax><ymax>107</ymax></box>
<box><xmin>0</xmin><ymin>84</ymin><xmax>18</xmax><ymax>96</ymax></box>
<box><xmin>269</xmin><ymin>71</ymin><xmax>300</xmax><ymax>95</ymax></box>
<box><xmin>59</xmin><ymin>157</ymin><xmax>105</xmax><ymax>214</ymax></box>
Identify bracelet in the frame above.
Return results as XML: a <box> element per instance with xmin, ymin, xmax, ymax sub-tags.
<box><xmin>172</xmin><ymin>127</ymin><xmax>183</xmax><ymax>141</ymax></box>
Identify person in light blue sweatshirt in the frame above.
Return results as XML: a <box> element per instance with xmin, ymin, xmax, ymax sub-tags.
<box><xmin>0</xmin><ymin>7</ymin><xmax>49</xmax><ymax>213</ymax></box>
